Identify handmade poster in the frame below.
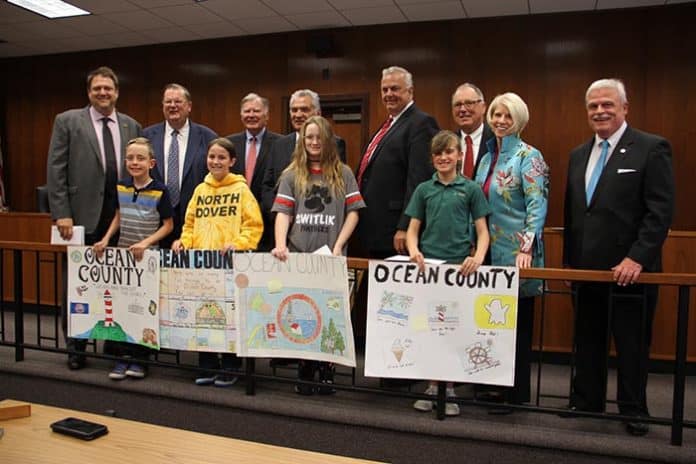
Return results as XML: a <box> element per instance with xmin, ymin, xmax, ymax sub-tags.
<box><xmin>67</xmin><ymin>246</ymin><xmax>160</xmax><ymax>348</ymax></box>
<box><xmin>234</xmin><ymin>253</ymin><xmax>356</xmax><ymax>367</ymax></box>
<box><xmin>365</xmin><ymin>261</ymin><xmax>519</xmax><ymax>385</ymax></box>
<box><xmin>159</xmin><ymin>249</ymin><xmax>236</xmax><ymax>352</ymax></box>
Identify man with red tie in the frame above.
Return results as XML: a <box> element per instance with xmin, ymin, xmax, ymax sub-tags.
<box><xmin>355</xmin><ymin>66</ymin><xmax>439</xmax><ymax>259</ymax></box>
<box><xmin>227</xmin><ymin>93</ymin><xmax>280</xmax><ymax>251</ymax></box>
<box><xmin>451</xmin><ymin>83</ymin><xmax>494</xmax><ymax>180</ymax></box>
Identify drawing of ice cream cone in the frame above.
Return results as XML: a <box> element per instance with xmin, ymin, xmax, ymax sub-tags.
<box><xmin>391</xmin><ymin>339</ymin><xmax>404</xmax><ymax>362</ymax></box>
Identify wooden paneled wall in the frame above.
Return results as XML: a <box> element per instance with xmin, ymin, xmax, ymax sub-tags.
<box><xmin>0</xmin><ymin>4</ymin><xmax>695</xmax><ymax>229</ymax></box>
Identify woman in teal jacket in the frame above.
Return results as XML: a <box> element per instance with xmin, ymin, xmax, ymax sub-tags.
<box><xmin>475</xmin><ymin>92</ymin><xmax>550</xmax><ymax>407</ymax></box>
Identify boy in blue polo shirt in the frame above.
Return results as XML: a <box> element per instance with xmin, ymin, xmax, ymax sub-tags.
<box><xmin>404</xmin><ymin>130</ymin><xmax>490</xmax><ymax>416</ymax></box>
<box><xmin>94</xmin><ymin>137</ymin><xmax>173</xmax><ymax>380</ymax></box>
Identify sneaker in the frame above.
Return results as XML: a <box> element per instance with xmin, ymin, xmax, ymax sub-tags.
<box><xmin>445</xmin><ymin>402</ymin><xmax>461</xmax><ymax>416</ymax></box>
<box><xmin>109</xmin><ymin>362</ymin><xmax>129</xmax><ymax>380</ymax></box>
<box><xmin>125</xmin><ymin>363</ymin><xmax>146</xmax><ymax>379</ymax></box>
<box><xmin>195</xmin><ymin>374</ymin><xmax>217</xmax><ymax>386</ymax></box>
<box><xmin>413</xmin><ymin>385</ymin><xmax>437</xmax><ymax>411</ymax></box>
<box><xmin>214</xmin><ymin>375</ymin><xmax>238</xmax><ymax>387</ymax></box>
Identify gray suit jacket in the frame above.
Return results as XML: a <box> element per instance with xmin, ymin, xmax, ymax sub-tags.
<box><xmin>47</xmin><ymin>106</ymin><xmax>142</xmax><ymax>234</ymax></box>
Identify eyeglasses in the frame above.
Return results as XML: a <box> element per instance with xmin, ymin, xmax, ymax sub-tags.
<box><xmin>163</xmin><ymin>100</ymin><xmax>186</xmax><ymax>106</ymax></box>
<box><xmin>453</xmin><ymin>99</ymin><xmax>482</xmax><ymax>110</ymax></box>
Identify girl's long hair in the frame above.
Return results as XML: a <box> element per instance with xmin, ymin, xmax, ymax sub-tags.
<box><xmin>284</xmin><ymin>115</ymin><xmax>345</xmax><ymax>197</ymax></box>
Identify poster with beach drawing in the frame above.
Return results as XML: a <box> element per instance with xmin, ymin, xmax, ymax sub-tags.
<box><xmin>158</xmin><ymin>249</ymin><xmax>236</xmax><ymax>352</ymax></box>
<box><xmin>365</xmin><ymin>261</ymin><xmax>519</xmax><ymax>385</ymax></box>
<box><xmin>234</xmin><ymin>253</ymin><xmax>356</xmax><ymax>367</ymax></box>
<box><xmin>67</xmin><ymin>246</ymin><xmax>160</xmax><ymax>348</ymax></box>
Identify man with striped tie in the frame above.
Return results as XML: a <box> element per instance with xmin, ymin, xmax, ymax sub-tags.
<box><xmin>144</xmin><ymin>83</ymin><xmax>217</xmax><ymax>248</ymax></box>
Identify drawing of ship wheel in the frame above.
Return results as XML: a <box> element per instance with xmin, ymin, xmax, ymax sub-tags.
<box><xmin>468</xmin><ymin>344</ymin><xmax>489</xmax><ymax>366</ymax></box>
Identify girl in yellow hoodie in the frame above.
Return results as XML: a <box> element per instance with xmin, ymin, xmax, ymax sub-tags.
<box><xmin>172</xmin><ymin>137</ymin><xmax>262</xmax><ymax>386</ymax></box>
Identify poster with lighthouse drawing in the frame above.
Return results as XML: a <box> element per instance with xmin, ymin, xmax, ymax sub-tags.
<box><xmin>67</xmin><ymin>246</ymin><xmax>160</xmax><ymax>349</ymax></box>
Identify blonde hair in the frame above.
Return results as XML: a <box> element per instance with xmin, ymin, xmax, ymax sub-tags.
<box><xmin>487</xmin><ymin>92</ymin><xmax>529</xmax><ymax>136</ymax></box>
<box><xmin>126</xmin><ymin>137</ymin><xmax>154</xmax><ymax>158</ymax></box>
<box><xmin>284</xmin><ymin>115</ymin><xmax>344</xmax><ymax>197</ymax></box>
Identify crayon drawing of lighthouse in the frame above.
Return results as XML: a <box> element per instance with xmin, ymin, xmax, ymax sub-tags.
<box><xmin>104</xmin><ymin>289</ymin><xmax>114</xmax><ymax>327</ymax></box>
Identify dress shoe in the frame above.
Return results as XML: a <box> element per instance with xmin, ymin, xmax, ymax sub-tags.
<box><xmin>557</xmin><ymin>405</ymin><xmax>579</xmax><ymax>418</ymax></box>
<box><xmin>487</xmin><ymin>405</ymin><xmax>514</xmax><ymax>415</ymax></box>
<box><xmin>625</xmin><ymin>420</ymin><xmax>649</xmax><ymax>436</ymax></box>
<box><xmin>67</xmin><ymin>354</ymin><xmax>86</xmax><ymax>370</ymax></box>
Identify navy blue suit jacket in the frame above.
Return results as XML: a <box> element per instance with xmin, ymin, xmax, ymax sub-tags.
<box><xmin>143</xmin><ymin>120</ymin><xmax>217</xmax><ymax>246</ymax></box>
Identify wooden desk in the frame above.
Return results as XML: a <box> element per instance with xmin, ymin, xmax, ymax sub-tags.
<box><xmin>0</xmin><ymin>400</ymin><xmax>384</xmax><ymax>464</ymax></box>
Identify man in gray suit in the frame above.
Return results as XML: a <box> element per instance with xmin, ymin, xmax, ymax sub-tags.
<box><xmin>227</xmin><ymin>93</ymin><xmax>280</xmax><ymax>251</ymax></box>
<box><xmin>47</xmin><ymin>66</ymin><xmax>142</xmax><ymax>370</ymax></box>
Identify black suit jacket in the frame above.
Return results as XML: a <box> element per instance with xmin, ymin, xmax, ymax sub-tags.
<box><xmin>563</xmin><ymin>126</ymin><xmax>674</xmax><ymax>272</ymax></box>
<box><xmin>357</xmin><ymin>103</ymin><xmax>440</xmax><ymax>254</ymax></box>
<box><xmin>261</xmin><ymin>132</ymin><xmax>346</xmax><ymax>214</ymax></box>
<box><xmin>227</xmin><ymin>129</ymin><xmax>281</xmax><ymax>202</ymax></box>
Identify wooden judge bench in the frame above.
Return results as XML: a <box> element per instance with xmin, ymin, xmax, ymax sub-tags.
<box><xmin>1</xmin><ymin>212</ymin><xmax>695</xmax><ymax>362</ymax></box>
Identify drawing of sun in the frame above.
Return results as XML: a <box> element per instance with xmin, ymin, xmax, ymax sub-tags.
<box><xmin>276</xmin><ymin>293</ymin><xmax>322</xmax><ymax>345</ymax></box>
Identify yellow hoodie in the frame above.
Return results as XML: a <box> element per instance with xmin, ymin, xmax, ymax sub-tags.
<box><xmin>180</xmin><ymin>173</ymin><xmax>263</xmax><ymax>251</ymax></box>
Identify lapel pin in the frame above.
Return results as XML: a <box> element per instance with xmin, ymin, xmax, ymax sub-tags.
<box><xmin>619</xmin><ymin>148</ymin><xmax>627</xmax><ymax>154</ymax></box>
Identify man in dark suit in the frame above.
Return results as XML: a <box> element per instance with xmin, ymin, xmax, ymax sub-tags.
<box><xmin>227</xmin><ymin>93</ymin><xmax>280</xmax><ymax>251</ymax></box>
<box><xmin>563</xmin><ymin>78</ymin><xmax>674</xmax><ymax>436</ymax></box>
<box><xmin>47</xmin><ymin>66</ymin><xmax>142</xmax><ymax>369</ymax></box>
<box><xmin>355</xmin><ymin>66</ymin><xmax>439</xmax><ymax>258</ymax></box>
<box><xmin>451</xmin><ymin>83</ymin><xmax>493</xmax><ymax>179</ymax></box>
<box><xmin>143</xmin><ymin>83</ymin><xmax>217</xmax><ymax>248</ymax></box>
<box><xmin>261</xmin><ymin>89</ymin><xmax>346</xmax><ymax>223</ymax></box>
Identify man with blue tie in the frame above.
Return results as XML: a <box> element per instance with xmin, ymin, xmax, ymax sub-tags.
<box><xmin>47</xmin><ymin>66</ymin><xmax>142</xmax><ymax>369</ymax></box>
<box><xmin>227</xmin><ymin>93</ymin><xmax>280</xmax><ymax>250</ymax></box>
<box><xmin>143</xmin><ymin>83</ymin><xmax>217</xmax><ymax>248</ymax></box>
<box><xmin>563</xmin><ymin>78</ymin><xmax>674</xmax><ymax>436</ymax></box>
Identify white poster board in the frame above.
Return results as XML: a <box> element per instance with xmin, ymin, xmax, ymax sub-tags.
<box><xmin>365</xmin><ymin>261</ymin><xmax>519</xmax><ymax>385</ymax></box>
<box><xmin>234</xmin><ymin>253</ymin><xmax>356</xmax><ymax>367</ymax></box>
<box><xmin>67</xmin><ymin>246</ymin><xmax>160</xmax><ymax>349</ymax></box>
<box><xmin>158</xmin><ymin>249</ymin><xmax>236</xmax><ymax>352</ymax></box>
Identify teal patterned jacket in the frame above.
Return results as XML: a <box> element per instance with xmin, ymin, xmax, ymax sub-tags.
<box><xmin>475</xmin><ymin>134</ymin><xmax>550</xmax><ymax>297</ymax></box>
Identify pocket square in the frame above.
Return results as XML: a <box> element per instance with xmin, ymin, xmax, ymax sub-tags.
<box><xmin>617</xmin><ymin>168</ymin><xmax>637</xmax><ymax>174</ymax></box>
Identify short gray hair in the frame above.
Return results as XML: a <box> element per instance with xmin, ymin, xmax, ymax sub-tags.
<box><xmin>487</xmin><ymin>92</ymin><xmax>529</xmax><ymax>136</ymax></box>
<box><xmin>163</xmin><ymin>83</ymin><xmax>191</xmax><ymax>102</ymax></box>
<box><xmin>240</xmin><ymin>92</ymin><xmax>269</xmax><ymax>112</ymax></box>
<box><xmin>382</xmin><ymin>66</ymin><xmax>413</xmax><ymax>88</ymax></box>
<box><xmin>585</xmin><ymin>78</ymin><xmax>628</xmax><ymax>105</ymax></box>
<box><xmin>452</xmin><ymin>82</ymin><xmax>485</xmax><ymax>103</ymax></box>
<box><xmin>290</xmin><ymin>89</ymin><xmax>320</xmax><ymax>113</ymax></box>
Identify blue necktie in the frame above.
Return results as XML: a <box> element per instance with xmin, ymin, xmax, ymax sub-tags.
<box><xmin>167</xmin><ymin>129</ymin><xmax>180</xmax><ymax>207</ymax></box>
<box><xmin>586</xmin><ymin>139</ymin><xmax>609</xmax><ymax>205</ymax></box>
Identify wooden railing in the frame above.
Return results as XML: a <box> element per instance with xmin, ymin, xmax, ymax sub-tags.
<box><xmin>1</xmin><ymin>241</ymin><xmax>695</xmax><ymax>445</ymax></box>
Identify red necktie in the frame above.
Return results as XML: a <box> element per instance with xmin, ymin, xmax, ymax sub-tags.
<box><xmin>463</xmin><ymin>135</ymin><xmax>474</xmax><ymax>179</ymax></box>
<box><xmin>357</xmin><ymin>116</ymin><xmax>393</xmax><ymax>186</ymax></box>
<box><xmin>245</xmin><ymin>136</ymin><xmax>257</xmax><ymax>185</ymax></box>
